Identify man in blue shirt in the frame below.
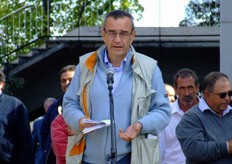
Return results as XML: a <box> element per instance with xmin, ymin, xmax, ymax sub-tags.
<box><xmin>63</xmin><ymin>10</ymin><xmax>171</xmax><ymax>164</ymax></box>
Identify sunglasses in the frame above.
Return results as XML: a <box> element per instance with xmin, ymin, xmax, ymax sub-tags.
<box><xmin>210</xmin><ymin>90</ymin><xmax>232</xmax><ymax>99</ymax></box>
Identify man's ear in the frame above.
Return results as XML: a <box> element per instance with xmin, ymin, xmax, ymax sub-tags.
<box><xmin>101</xmin><ymin>28</ymin><xmax>107</xmax><ymax>43</ymax></box>
<box><xmin>203</xmin><ymin>90</ymin><xmax>210</xmax><ymax>99</ymax></box>
<box><xmin>130</xmin><ymin>30</ymin><xmax>136</xmax><ymax>44</ymax></box>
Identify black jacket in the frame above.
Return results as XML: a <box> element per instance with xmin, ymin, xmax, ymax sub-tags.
<box><xmin>0</xmin><ymin>93</ymin><xmax>34</xmax><ymax>164</ymax></box>
<box><xmin>40</xmin><ymin>95</ymin><xmax>63</xmax><ymax>164</ymax></box>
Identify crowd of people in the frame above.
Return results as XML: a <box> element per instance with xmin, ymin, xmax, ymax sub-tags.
<box><xmin>0</xmin><ymin>9</ymin><xmax>232</xmax><ymax>164</ymax></box>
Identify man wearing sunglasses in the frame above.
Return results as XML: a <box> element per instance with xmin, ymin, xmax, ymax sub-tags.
<box><xmin>176</xmin><ymin>71</ymin><xmax>232</xmax><ymax>163</ymax></box>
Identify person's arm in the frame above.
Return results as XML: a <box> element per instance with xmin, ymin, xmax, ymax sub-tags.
<box><xmin>51</xmin><ymin>115</ymin><xmax>68</xmax><ymax>161</ymax></box>
<box><xmin>176</xmin><ymin>111</ymin><xmax>228</xmax><ymax>161</ymax></box>
<box><xmin>0</xmin><ymin>136</ymin><xmax>12</xmax><ymax>162</ymax></box>
<box><xmin>31</xmin><ymin>121</ymin><xmax>39</xmax><ymax>152</ymax></box>
<box><xmin>139</xmin><ymin>66</ymin><xmax>171</xmax><ymax>135</ymax></box>
<box><xmin>119</xmin><ymin>66</ymin><xmax>171</xmax><ymax>141</ymax></box>
<box><xmin>16</xmin><ymin>102</ymin><xmax>35</xmax><ymax>164</ymax></box>
<box><xmin>63</xmin><ymin>65</ymin><xmax>86</xmax><ymax>132</ymax></box>
<box><xmin>40</xmin><ymin>108</ymin><xmax>52</xmax><ymax>150</ymax></box>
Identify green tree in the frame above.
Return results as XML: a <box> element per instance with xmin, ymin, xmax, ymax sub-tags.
<box><xmin>47</xmin><ymin>0</ymin><xmax>144</xmax><ymax>35</ymax></box>
<box><xmin>0</xmin><ymin>0</ymin><xmax>143</xmax><ymax>94</ymax></box>
<box><xmin>0</xmin><ymin>0</ymin><xmax>45</xmax><ymax>64</ymax></box>
<box><xmin>179</xmin><ymin>0</ymin><xmax>220</xmax><ymax>27</ymax></box>
<box><xmin>0</xmin><ymin>0</ymin><xmax>144</xmax><ymax>66</ymax></box>
<box><xmin>3</xmin><ymin>76</ymin><xmax>24</xmax><ymax>95</ymax></box>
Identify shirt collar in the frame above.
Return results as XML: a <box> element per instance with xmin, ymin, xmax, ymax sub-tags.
<box><xmin>171</xmin><ymin>100</ymin><xmax>185</xmax><ymax>116</ymax></box>
<box><xmin>104</xmin><ymin>48</ymin><xmax>132</xmax><ymax>71</ymax></box>
<box><xmin>171</xmin><ymin>97</ymin><xmax>200</xmax><ymax>116</ymax></box>
<box><xmin>199</xmin><ymin>97</ymin><xmax>232</xmax><ymax>116</ymax></box>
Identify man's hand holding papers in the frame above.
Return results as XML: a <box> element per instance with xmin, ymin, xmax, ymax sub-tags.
<box><xmin>82</xmin><ymin>119</ymin><xmax>111</xmax><ymax>134</ymax></box>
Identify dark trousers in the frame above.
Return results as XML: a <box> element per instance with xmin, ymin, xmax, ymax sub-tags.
<box><xmin>82</xmin><ymin>152</ymin><xmax>131</xmax><ymax>164</ymax></box>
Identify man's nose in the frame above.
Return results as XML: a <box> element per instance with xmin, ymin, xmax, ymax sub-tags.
<box><xmin>184</xmin><ymin>88</ymin><xmax>191</xmax><ymax>96</ymax></box>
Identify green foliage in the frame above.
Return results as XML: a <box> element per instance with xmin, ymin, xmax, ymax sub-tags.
<box><xmin>0</xmin><ymin>0</ymin><xmax>46</xmax><ymax>64</ymax></box>
<box><xmin>0</xmin><ymin>0</ymin><xmax>143</xmax><ymax>96</ymax></box>
<box><xmin>3</xmin><ymin>76</ymin><xmax>24</xmax><ymax>95</ymax></box>
<box><xmin>0</xmin><ymin>0</ymin><xmax>144</xmax><ymax>66</ymax></box>
<box><xmin>48</xmin><ymin>0</ymin><xmax>144</xmax><ymax>34</ymax></box>
<box><xmin>179</xmin><ymin>0</ymin><xmax>220</xmax><ymax>27</ymax></box>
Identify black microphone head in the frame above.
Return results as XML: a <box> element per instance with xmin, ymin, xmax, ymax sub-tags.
<box><xmin>106</xmin><ymin>69</ymin><xmax>114</xmax><ymax>86</ymax></box>
<box><xmin>106</xmin><ymin>68</ymin><xmax>114</xmax><ymax>76</ymax></box>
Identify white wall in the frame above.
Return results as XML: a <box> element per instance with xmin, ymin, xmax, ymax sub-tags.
<box><xmin>220</xmin><ymin>0</ymin><xmax>232</xmax><ymax>81</ymax></box>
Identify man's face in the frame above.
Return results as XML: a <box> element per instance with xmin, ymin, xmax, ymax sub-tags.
<box><xmin>175</xmin><ymin>76</ymin><xmax>199</xmax><ymax>110</ymax></box>
<box><xmin>165</xmin><ymin>85</ymin><xmax>176</xmax><ymax>103</ymax></box>
<box><xmin>60</xmin><ymin>70</ymin><xmax>75</xmax><ymax>93</ymax></box>
<box><xmin>204</xmin><ymin>78</ymin><xmax>231</xmax><ymax>115</ymax></box>
<box><xmin>101</xmin><ymin>17</ymin><xmax>135</xmax><ymax>64</ymax></box>
<box><xmin>0</xmin><ymin>82</ymin><xmax>4</xmax><ymax>92</ymax></box>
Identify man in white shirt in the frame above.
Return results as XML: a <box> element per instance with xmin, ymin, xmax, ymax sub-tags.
<box><xmin>159</xmin><ymin>68</ymin><xmax>200</xmax><ymax>164</ymax></box>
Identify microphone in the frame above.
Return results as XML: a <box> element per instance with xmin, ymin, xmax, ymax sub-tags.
<box><xmin>106</xmin><ymin>69</ymin><xmax>114</xmax><ymax>90</ymax></box>
<box><xmin>106</xmin><ymin>68</ymin><xmax>117</xmax><ymax>163</ymax></box>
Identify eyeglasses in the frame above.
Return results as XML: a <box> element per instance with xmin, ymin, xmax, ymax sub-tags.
<box><xmin>103</xmin><ymin>28</ymin><xmax>133</xmax><ymax>40</ymax></box>
<box><xmin>209</xmin><ymin>90</ymin><xmax>232</xmax><ymax>99</ymax></box>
